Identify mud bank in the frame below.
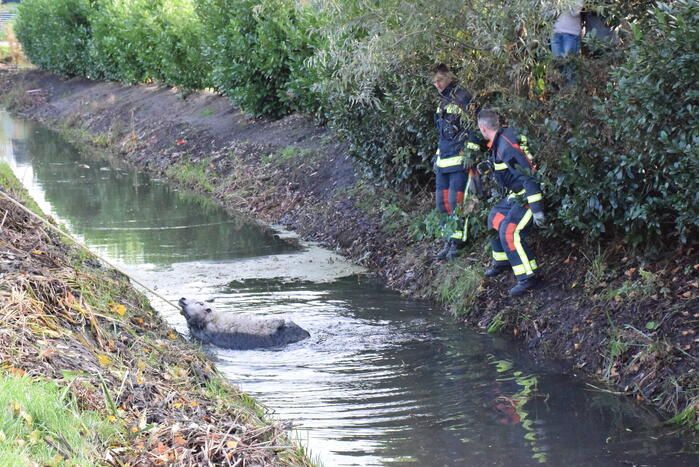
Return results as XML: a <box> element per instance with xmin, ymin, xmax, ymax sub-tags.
<box><xmin>1</xmin><ymin>68</ymin><xmax>696</xmax><ymax>428</ymax></box>
<box><xmin>0</xmin><ymin>160</ymin><xmax>312</xmax><ymax>463</ymax></box>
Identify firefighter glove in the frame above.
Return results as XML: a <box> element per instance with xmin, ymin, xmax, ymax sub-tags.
<box><xmin>460</xmin><ymin>150</ymin><xmax>476</xmax><ymax>170</ymax></box>
<box><xmin>533</xmin><ymin>211</ymin><xmax>546</xmax><ymax>227</ymax></box>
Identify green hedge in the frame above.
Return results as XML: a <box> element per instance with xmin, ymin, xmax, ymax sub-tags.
<box><xmin>15</xmin><ymin>0</ymin><xmax>95</xmax><ymax>77</ymax></box>
<box><xmin>555</xmin><ymin>0</ymin><xmax>699</xmax><ymax>246</ymax></box>
<box><xmin>195</xmin><ymin>0</ymin><xmax>325</xmax><ymax>117</ymax></box>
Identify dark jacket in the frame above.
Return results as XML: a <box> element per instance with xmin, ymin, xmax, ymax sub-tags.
<box><xmin>434</xmin><ymin>83</ymin><xmax>479</xmax><ymax>174</ymax></box>
<box><xmin>489</xmin><ymin>127</ymin><xmax>544</xmax><ymax>214</ymax></box>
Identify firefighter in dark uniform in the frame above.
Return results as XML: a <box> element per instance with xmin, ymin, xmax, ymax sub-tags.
<box><xmin>431</xmin><ymin>64</ymin><xmax>483</xmax><ymax>261</ymax></box>
<box><xmin>476</xmin><ymin>109</ymin><xmax>545</xmax><ymax>296</ymax></box>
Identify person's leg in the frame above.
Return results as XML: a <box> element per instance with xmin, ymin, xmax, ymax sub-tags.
<box><xmin>485</xmin><ymin>199</ymin><xmax>510</xmax><ymax>276</ymax></box>
<box><xmin>561</xmin><ymin>33</ymin><xmax>581</xmax><ymax>55</ymax></box>
<box><xmin>551</xmin><ymin>32</ymin><xmax>565</xmax><ymax>57</ymax></box>
<box><xmin>435</xmin><ymin>171</ymin><xmax>449</xmax><ymax>214</ymax></box>
<box><xmin>434</xmin><ymin>171</ymin><xmax>452</xmax><ymax>260</ymax></box>
<box><xmin>447</xmin><ymin>170</ymin><xmax>468</xmax><ymax>241</ymax></box>
<box><xmin>499</xmin><ymin>205</ymin><xmax>540</xmax><ymax>295</ymax></box>
<box><xmin>558</xmin><ymin>33</ymin><xmax>581</xmax><ymax>83</ymax></box>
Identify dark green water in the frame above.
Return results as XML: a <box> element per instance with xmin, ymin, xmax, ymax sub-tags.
<box><xmin>1</xmin><ymin>113</ymin><xmax>695</xmax><ymax>466</ymax></box>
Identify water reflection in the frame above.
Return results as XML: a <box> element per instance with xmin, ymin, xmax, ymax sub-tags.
<box><xmin>1</xmin><ymin>112</ymin><xmax>695</xmax><ymax>467</ymax></box>
<box><xmin>0</xmin><ymin>114</ymin><xmax>296</xmax><ymax>264</ymax></box>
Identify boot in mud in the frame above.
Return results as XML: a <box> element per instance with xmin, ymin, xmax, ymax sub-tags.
<box><xmin>484</xmin><ymin>262</ymin><xmax>509</xmax><ymax>278</ymax></box>
<box><xmin>445</xmin><ymin>239</ymin><xmax>465</xmax><ymax>261</ymax></box>
<box><xmin>509</xmin><ymin>276</ymin><xmax>541</xmax><ymax>297</ymax></box>
<box><xmin>435</xmin><ymin>239</ymin><xmax>453</xmax><ymax>261</ymax></box>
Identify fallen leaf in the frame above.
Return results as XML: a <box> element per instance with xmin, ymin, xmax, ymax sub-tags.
<box><xmin>624</xmin><ymin>267</ymin><xmax>637</xmax><ymax>277</ymax></box>
<box><xmin>682</xmin><ymin>291</ymin><xmax>692</xmax><ymax>298</ymax></box>
<box><xmin>97</xmin><ymin>355</ymin><xmax>111</xmax><ymax>366</ymax></box>
<box><xmin>226</xmin><ymin>440</ymin><xmax>238</xmax><ymax>449</ymax></box>
<box><xmin>110</xmin><ymin>303</ymin><xmax>126</xmax><ymax>316</ymax></box>
<box><xmin>28</xmin><ymin>430</ymin><xmax>41</xmax><ymax>444</ymax></box>
<box><xmin>152</xmin><ymin>442</ymin><xmax>168</xmax><ymax>456</ymax></box>
<box><xmin>9</xmin><ymin>367</ymin><xmax>26</xmax><ymax>376</ymax></box>
<box><xmin>20</xmin><ymin>411</ymin><xmax>32</xmax><ymax>426</ymax></box>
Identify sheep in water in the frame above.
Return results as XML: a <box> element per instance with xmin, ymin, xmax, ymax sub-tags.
<box><xmin>178</xmin><ymin>297</ymin><xmax>310</xmax><ymax>350</ymax></box>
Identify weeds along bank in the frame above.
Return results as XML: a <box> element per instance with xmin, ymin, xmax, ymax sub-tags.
<box><xmin>5</xmin><ymin>0</ymin><xmax>699</xmax><ymax>428</ymax></box>
<box><xmin>0</xmin><ymin>165</ymin><xmax>314</xmax><ymax>465</ymax></box>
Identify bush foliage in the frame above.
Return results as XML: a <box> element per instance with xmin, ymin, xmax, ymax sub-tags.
<box><xmin>15</xmin><ymin>0</ymin><xmax>95</xmax><ymax>77</ymax></box>
<box><xmin>13</xmin><ymin>0</ymin><xmax>699</xmax><ymax>249</ymax></box>
<box><xmin>195</xmin><ymin>0</ymin><xmax>325</xmax><ymax>117</ymax></box>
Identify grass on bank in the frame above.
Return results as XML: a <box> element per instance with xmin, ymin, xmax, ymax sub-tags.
<box><xmin>0</xmin><ymin>373</ymin><xmax>121</xmax><ymax>466</ymax></box>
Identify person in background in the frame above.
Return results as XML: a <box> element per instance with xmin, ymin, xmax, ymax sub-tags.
<box><xmin>476</xmin><ymin>110</ymin><xmax>544</xmax><ymax>297</ymax></box>
<box><xmin>431</xmin><ymin>64</ymin><xmax>483</xmax><ymax>261</ymax></box>
<box><xmin>550</xmin><ymin>0</ymin><xmax>584</xmax><ymax>82</ymax></box>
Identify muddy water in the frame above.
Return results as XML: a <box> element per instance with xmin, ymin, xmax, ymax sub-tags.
<box><xmin>1</xmin><ymin>113</ymin><xmax>695</xmax><ymax>466</ymax></box>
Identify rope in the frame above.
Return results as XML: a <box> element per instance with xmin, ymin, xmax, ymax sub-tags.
<box><xmin>0</xmin><ymin>189</ymin><xmax>182</xmax><ymax>313</ymax></box>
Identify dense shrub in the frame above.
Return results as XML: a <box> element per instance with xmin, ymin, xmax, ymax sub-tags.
<box><xmin>195</xmin><ymin>0</ymin><xmax>325</xmax><ymax>117</ymax></box>
<box><xmin>152</xmin><ymin>0</ymin><xmax>211</xmax><ymax>90</ymax></box>
<box><xmin>16</xmin><ymin>0</ymin><xmax>209</xmax><ymax>89</ymax></box>
<box><xmin>15</xmin><ymin>0</ymin><xmax>95</xmax><ymax>77</ymax></box>
<box><xmin>556</xmin><ymin>0</ymin><xmax>699</xmax><ymax>246</ymax></box>
<box><xmin>88</xmin><ymin>0</ymin><xmax>156</xmax><ymax>83</ymax></box>
<box><xmin>89</xmin><ymin>0</ymin><xmax>209</xmax><ymax>89</ymax></box>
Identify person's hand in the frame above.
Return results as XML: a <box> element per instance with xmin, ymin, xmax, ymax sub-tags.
<box><xmin>533</xmin><ymin>211</ymin><xmax>546</xmax><ymax>227</ymax></box>
<box><xmin>460</xmin><ymin>150</ymin><xmax>476</xmax><ymax>170</ymax></box>
<box><xmin>477</xmin><ymin>160</ymin><xmax>493</xmax><ymax>175</ymax></box>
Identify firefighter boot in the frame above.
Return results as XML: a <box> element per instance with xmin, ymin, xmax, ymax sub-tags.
<box><xmin>484</xmin><ymin>262</ymin><xmax>509</xmax><ymax>278</ymax></box>
<box><xmin>435</xmin><ymin>239</ymin><xmax>453</xmax><ymax>261</ymax></box>
<box><xmin>509</xmin><ymin>276</ymin><xmax>540</xmax><ymax>297</ymax></box>
<box><xmin>445</xmin><ymin>240</ymin><xmax>465</xmax><ymax>261</ymax></box>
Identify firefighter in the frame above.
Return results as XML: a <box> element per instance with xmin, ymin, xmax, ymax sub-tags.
<box><xmin>476</xmin><ymin>109</ymin><xmax>544</xmax><ymax>296</ymax></box>
<box><xmin>431</xmin><ymin>64</ymin><xmax>483</xmax><ymax>261</ymax></box>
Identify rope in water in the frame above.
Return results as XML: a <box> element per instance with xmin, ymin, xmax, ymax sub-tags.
<box><xmin>0</xmin><ymin>189</ymin><xmax>182</xmax><ymax>312</ymax></box>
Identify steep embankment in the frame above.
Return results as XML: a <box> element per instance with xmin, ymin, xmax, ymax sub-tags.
<box><xmin>0</xmin><ymin>155</ymin><xmax>312</xmax><ymax>462</ymax></box>
<box><xmin>1</xmin><ymin>68</ymin><xmax>696</xmax><ymax>429</ymax></box>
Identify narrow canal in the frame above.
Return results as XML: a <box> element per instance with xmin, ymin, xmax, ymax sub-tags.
<box><xmin>1</xmin><ymin>113</ymin><xmax>694</xmax><ymax>466</ymax></box>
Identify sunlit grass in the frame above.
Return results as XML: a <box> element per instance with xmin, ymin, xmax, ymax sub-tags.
<box><xmin>0</xmin><ymin>373</ymin><xmax>122</xmax><ymax>466</ymax></box>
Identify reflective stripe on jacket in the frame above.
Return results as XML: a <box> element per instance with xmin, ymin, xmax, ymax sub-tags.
<box><xmin>488</xmin><ymin>128</ymin><xmax>544</xmax><ymax>214</ymax></box>
<box><xmin>434</xmin><ymin>83</ymin><xmax>474</xmax><ymax>173</ymax></box>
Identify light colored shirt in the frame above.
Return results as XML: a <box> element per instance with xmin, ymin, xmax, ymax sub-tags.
<box><xmin>553</xmin><ymin>0</ymin><xmax>584</xmax><ymax>36</ymax></box>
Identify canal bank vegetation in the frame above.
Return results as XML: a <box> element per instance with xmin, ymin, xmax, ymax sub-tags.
<box><xmin>3</xmin><ymin>0</ymin><xmax>698</xmax><ymax>433</ymax></box>
<box><xmin>0</xmin><ymin>164</ymin><xmax>315</xmax><ymax>465</ymax></box>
